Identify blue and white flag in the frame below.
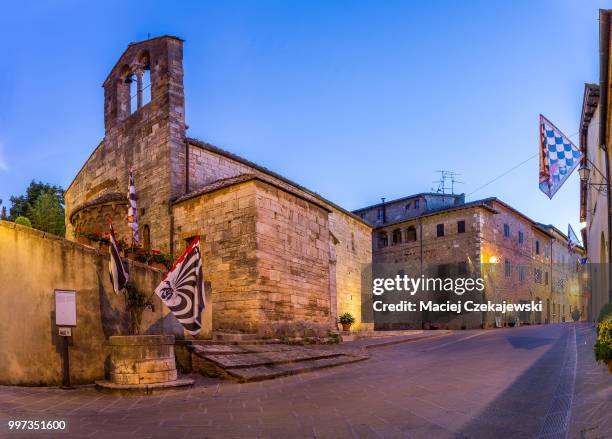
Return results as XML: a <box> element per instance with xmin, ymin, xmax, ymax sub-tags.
<box><xmin>539</xmin><ymin>114</ymin><xmax>582</xmax><ymax>199</ymax></box>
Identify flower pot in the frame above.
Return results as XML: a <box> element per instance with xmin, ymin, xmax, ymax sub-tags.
<box><xmin>126</xmin><ymin>251</ymin><xmax>137</xmax><ymax>261</ymax></box>
<box><xmin>148</xmin><ymin>261</ymin><xmax>167</xmax><ymax>271</ymax></box>
<box><xmin>341</xmin><ymin>323</ymin><xmax>352</xmax><ymax>332</ymax></box>
<box><xmin>99</xmin><ymin>242</ymin><xmax>110</xmax><ymax>253</ymax></box>
<box><xmin>77</xmin><ymin>235</ymin><xmax>91</xmax><ymax>246</ymax></box>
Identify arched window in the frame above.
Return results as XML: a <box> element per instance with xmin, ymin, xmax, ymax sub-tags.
<box><xmin>379</xmin><ymin>232</ymin><xmax>388</xmax><ymax>248</ymax></box>
<box><xmin>405</xmin><ymin>226</ymin><xmax>417</xmax><ymax>242</ymax></box>
<box><xmin>143</xmin><ymin>225</ymin><xmax>151</xmax><ymax>250</ymax></box>
<box><xmin>392</xmin><ymin>229</ymin><xmax>402</xmax><ymax>245</ymax></box>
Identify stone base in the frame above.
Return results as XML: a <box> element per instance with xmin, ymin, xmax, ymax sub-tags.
<box><xmin>95</xmin><ymin>377</ymin><xmax>194</xmax><ymax>394</ymax></box>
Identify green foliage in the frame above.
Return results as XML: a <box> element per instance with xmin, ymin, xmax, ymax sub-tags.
<box><xmin>571</xmin><ymin>308</ymin><xmax>581</xmax><ymax>322</ymax></box>
<box><xmin>30</xmin><ymin>192</ymin><xmax>65</xmax><ymax>236</ymax></box>
<box><xmin>338</xmin><ymin>312</ymin><xmax>356</xmax><ymax>325</ymax></box>
<box><xmin>598</xmin><ymin>303</ymin><xmax>612</xmax><ymax>324</ymax></box>
<box><xmin>9</xmin><ymin>181</ymin><xmax>64</xmax><ymax>220</ymax></box>
<box><xmin>14</xmin><ymin>216</ymin><xmax>31</xmax><ymax>227</ymax></box>
<box><xmin>1</xmin><ymin>206</ymin><xmax>6</xmax><ymax>220</ymax></box>
<box><xmin>125</xmin><ymin>283</ymin><xmax>147</xmax><ymax>335</ymax></box>
<box><xmin>594</xmin><ymin>321</ymin><xmax>612</xmax><ymax>366</ymax></box>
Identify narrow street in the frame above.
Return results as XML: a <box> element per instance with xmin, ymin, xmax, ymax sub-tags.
<box><xmin>0</xmin><ymin>323</ymin><xmax>609</xmax><ymax>438</ymax></box>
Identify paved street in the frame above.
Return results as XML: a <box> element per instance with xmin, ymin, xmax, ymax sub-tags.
<box><xmin>0</xmin><ymin>324</ymin><xmax>610</xmax><ymax>439</ymax></box>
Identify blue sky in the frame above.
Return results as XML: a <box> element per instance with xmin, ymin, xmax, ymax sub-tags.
<box><xmin>0</xmin><ymin>1</ymin><xmax>608</xmax><ymax>234</ymax></box>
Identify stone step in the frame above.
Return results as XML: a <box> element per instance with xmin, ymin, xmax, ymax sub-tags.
<box><xmin>226</xmin><ymin>354</ymin><xmax>368</xmax><ymax>382</ymax></box>
<box><xmin>191</xmin><ymin>344</ymin><xmax>301</xmax><ymax>356</ymax></box>
<box><xmin>202</xmin><ymin>348</ymin><xmax>343</xmax><ymax>369</ymax></box>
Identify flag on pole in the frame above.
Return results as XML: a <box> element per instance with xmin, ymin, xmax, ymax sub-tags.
<box><xmin>109</xmin><ymin>222</ymin><xmax>129</xmax><ymax>294</ymax></box>
<box><xmin>567</xmin><ymin>223</ymin><xmax>580</xmax><ymax>251</ymax></box>
<box><xmin>539</xmin><ymin>114</ymin><xmax>582</xmax><ymax>199</ymax></box>
<box><xmin>154</xmin><ymin>237</ymin><xmax>205</xmax><ymax>335</ymax></box>
<box><xmin>127</xmin><ymin>167</ymin><xmax>140</xmax><ymax>246</ymax></box>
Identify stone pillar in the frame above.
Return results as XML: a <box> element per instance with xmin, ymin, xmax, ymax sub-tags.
<box><xmin>135</xmin><ymin>68</ymin><xmax>144</xmax><ymax>110</ymax></box>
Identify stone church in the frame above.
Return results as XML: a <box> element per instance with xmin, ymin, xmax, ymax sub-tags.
<box><xmin>64</xmin><ymin>36</ymin><xmax>372</xmax><ymax>337</ymax></box>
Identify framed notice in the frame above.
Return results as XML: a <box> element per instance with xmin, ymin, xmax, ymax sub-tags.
<box><xmin>55</xmin><ymin>290</ymin><xmax>77</xmax><ymax>327</ymax></box>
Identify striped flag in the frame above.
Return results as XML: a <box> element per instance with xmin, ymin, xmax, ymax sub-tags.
<box><xmin>109</xmin><ymin>223</ymin><xmax>129</xmax><ymax>294</ymax></box>
<box><xmin>154</xmin><ymin>237</ymin><xmax>205</xmax><ymax>335</ymax></box>
<box><xmin>127</xmin><ymin>167</ymin><xmax>139</xmax><ymax>246</ymax></box>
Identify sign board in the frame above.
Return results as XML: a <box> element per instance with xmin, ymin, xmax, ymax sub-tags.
<box><xmin>58</xmin><ymin>327</ymin><xmax>72</xmax><ymax>337</ymax></box>
<box><xmin>55</xmin><ymin>290</ymin><xmax>76</xmax><ymax>327</ymax></box>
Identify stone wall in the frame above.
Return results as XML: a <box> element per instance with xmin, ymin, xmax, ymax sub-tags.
<box><xmin>0</xmin><ymin>220</ymin><xmax>178</xmax><ymax>386</ymax></box>
<box><xmin>172</xmin><ymin>180</ymin><xmax>257</xmax><ymax>335</ymax></box>
<box><xmin>186</xmin><ymin>141</ymin><xmax>373</xmax><ymax>329</ymax></box>
<box><xmin>255</xmin><ymin>180</ymin><xmax>332</xmax><ymax>326</ymax></box>
<box><xmin>172</xmin><ymin>179</ymin><xmax>334</xmax><ymax>333</ymax></box>
<box><xmin>329</xmin><ymin>210</ymin><xmax>373</xmax><ymax>330</ymax></box>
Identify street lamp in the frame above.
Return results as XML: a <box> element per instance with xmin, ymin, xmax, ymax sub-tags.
<box><xmin>578</xmin><ymin>161</ymin><xmax>609</xmax><ymax>193</ymax></box>
<box><xmin>578</xmin><ymin>163</ymin><xmax>590</xmax><ymax>183</ymax></box>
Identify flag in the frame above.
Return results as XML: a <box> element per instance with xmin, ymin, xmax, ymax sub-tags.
<box><xmin>109</xmin><ymin>223</ymin><xmax>129</xmax><ymax>294</ymax></box>
<box><xmin>127</xmin><ymin>167</ymin><xmax>139</xmax><ymax>246</ymax></box>
<box><xmin>539</xmin><ymin>114</ymin><xmax>582</xmax><ymax>199</ymax></box>
<box><xmin>154</xmin><ymin>237</ymin><xmax>205</xmax><ymax>335</ymax></box>
<box><xmin>567</xmin><ymin>223</ymin><xmax>580</xmax><ymax>251</ymax></box>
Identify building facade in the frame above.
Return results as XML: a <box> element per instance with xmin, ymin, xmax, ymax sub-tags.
<box><xmin>355</xmin><ymin>194</ymin><xmax>588</xmax><ymax>328</ymax></box>
<box><xmin>64</xmin><ymin>36</ymin><xmax>372</xmax><ymax>337</ymax></box>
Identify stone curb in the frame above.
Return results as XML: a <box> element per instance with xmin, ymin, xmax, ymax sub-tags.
<box><xmin>94</xmin><ymin>377</ymin><xmax>194</xmax><ymax>395</ymax></box>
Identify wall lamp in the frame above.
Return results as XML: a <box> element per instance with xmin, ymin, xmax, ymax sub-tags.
<box><xmin>578</xmin><ymin>162</ymin><xmax>609</xmax><ymax>194</ymax></box>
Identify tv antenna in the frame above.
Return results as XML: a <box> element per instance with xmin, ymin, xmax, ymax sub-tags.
<box><xmin>432</xmin><ymin>170</ymin><xmax>464</xmax><ymax>195</ymax></box>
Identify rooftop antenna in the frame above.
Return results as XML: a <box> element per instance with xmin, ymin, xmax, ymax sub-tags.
<box><xmin>433</xmin><ymin>171</ymin><xmax>464</xmax><ymax>206</ymax></box>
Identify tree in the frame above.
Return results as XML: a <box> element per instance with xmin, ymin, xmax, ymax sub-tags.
<box><xmin>9</xmin><ymin>181</ymin><xmax>64</xmax><ymax>221</ymax></box>
<box><xmin>30</xmin><ymin>192</ymin><xmax>65</xmax><ymax>236</ymax></box>
<box><xmin>14</xmin><ymin>216</ymin><xmax>32</xmax><ymax>227</ymax></box>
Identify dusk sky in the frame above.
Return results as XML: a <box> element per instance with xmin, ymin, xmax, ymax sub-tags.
<box><xmin>0</xmin><ymin>1</ymin><xmax>608</xmax><ymax>234</ymax></box>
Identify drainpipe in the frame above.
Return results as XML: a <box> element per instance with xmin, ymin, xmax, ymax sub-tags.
<box><xmin>599</xmin><ymin>10</ymin><xmax>612</xmax><ymax>303</ymax></box>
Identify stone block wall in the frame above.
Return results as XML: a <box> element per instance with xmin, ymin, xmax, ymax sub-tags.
<box><xmin>172</xmin><ymin>179</ymin><xmax>335</xmax><ymax>333</ymax></box>
<box><xmin>172</xmin><ymin>181</ymin><xmax>258</xmax><ymax>335</ymax></box>
<box><xmin>329</xmin><ymin>210</ymin><xmax>372</xmax><ymax>330</ymax></box>
<box><xmin>254</xmin><ymin>180</ymin><xmax>332</xmax><ymax>327</ymax></box>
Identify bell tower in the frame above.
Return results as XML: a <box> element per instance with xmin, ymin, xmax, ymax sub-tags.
<box><xmin>101</xmin><ymin>35</ymin><xmax>187</xmax><ymax>252</ymax></box>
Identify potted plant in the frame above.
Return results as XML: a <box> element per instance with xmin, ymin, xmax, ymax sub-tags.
<box><xmin>125</xmin><ymin>283</ymin><xmax>147</xmax><ymax>335</ymax></box>
<box><xmin>338</xmin><ymin>312</ymin><xmax>356</xmax><ymax>332</ymax></box>
<box><xmin>571</xmin><ymin>308</ymin><xmax>581</xmax><ymax>322</ymax></box>
<box><xmin>594</xmin><ymin>321</ymin><xmax>612</xmax><ymax>373</ymax></box>
<box><xmin>76</xmin><ymin>230</ymin><xmax>91</xmax><ymax>245</ymax></box>
<box><xmin>506</xmin><ymin>314</ymin><xmax>517</xmax><ymax>327</ymax></box>
<box><xmin>148</xmin><ymin>251</ymin><xmax>170</xmax><ymax>271</ymax></box>
<box><xmin>98</xmin><ymin>232</ymin><xmax>111</xmax><ymax>252</ymax></box>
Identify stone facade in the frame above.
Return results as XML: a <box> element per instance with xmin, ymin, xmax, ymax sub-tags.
<box><xmin>64</xmin><ymin>37</ymin><xmax>372</xmax><ymax>336</ymax></box>
<box><xmin>356</xmin><ymin>195</ymin><xmax>587</xmax><ymax>328</ymax></box>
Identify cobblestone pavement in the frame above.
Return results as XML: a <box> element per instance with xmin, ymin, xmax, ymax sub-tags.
<box><xmin>0</xmin><ymin>324</ymin><xmax>609</xmax><ymax>439</ymax></box>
